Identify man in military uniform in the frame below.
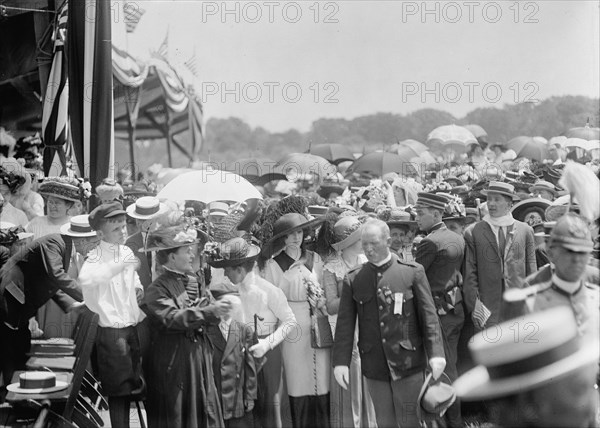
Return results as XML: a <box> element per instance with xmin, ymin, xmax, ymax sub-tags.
<box><xmin>333</xmin><ymin>219</ymin><xmax>445</xmax><ymax>428</ymax></box>
<box><xmin>503</xmin><ymin>212</ymin><xmax>599</xmax><ymax>339</ymax></box>
<box><xmin>414</xmin><ymin>192</ymin><xmax>465</xmax><ymax>428</ymax></box>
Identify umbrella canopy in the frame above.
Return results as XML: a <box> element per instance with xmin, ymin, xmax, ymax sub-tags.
<box><xmin>464</xmin><ymin>124</ymin><xmax>488</xmax><ymax>140</ymax></box>
<box><xmin>563</xmin><ymin>138</ymin><xmax>593</xmax><ymax>151</ymax></box>
<box><xmin>548</xmin><ymin>136</ymin><xmax>568</xmax><ymax>148</ymax></box>
<box><xmin>345</xmin><ymin>151</ymin><xmax>414</xmax><ymax>177</ymax></box>
<box><xmin>308</xmin><ymin>144</ymin><xmax>355</xmax><ymax>165</ymax></box>
<box><xmin>426</xmin><ymin>125</ymin><xmax>478</xmax><ymax>153</ymax></box>
<box><xmin>225</xmin><ymin>157</ymin><xmax>286</xmax><ymax>186</ymax></box>
<box><xmin>396</xmin><ymin>139</ymin><xmax>428</xmax><ymax>157</ymax></box>
<box><xmin>157</xmin><ymin>170</ymin><xmax>262</xmax><ymax>202</ymax></box>
<box><xmin>506</xmin><ymin>136</ymin><xmax>549</xmax><ymax>162</ymax></box>
<box><xmin>276</xmin><ymin>153</ymin><xmax>337</xmax><ymax>179</ymax></box>
<box><xmin>564</xmin><ymin>125</ymin><xmax>600</xmax><ymax>141</ymax></box>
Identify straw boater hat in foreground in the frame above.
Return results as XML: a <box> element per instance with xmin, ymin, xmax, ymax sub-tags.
<box><xmin>480</xmin><ymin>181</ymin><xmax>520</xmax><ymax>201</ymax></box>
<box><xmin>126</xmin><ymin>196</ymin><xmax>168</xmax><ymax>220</ymax></box>
<box><xmin>59</xmin><ymin>215</ymin><xmax>97</xmax><ymax>238</ymax></box>
<box><xmin>454</xmin><ymin>306</ymin><xmax>599</xmax><ymax>401</ymax></box>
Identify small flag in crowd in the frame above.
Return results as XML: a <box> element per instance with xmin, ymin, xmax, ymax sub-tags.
<box><xmin>473</xmin><ymin>297</ymin><xmax>491</xmax><ymax>328</ymax></box>
<box><xmin>124</xmin><ymin>1</ymin><xmax>146</xmax><ymax>33</ymax></box>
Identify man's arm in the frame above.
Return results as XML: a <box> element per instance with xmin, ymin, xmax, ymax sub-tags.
<box><xmin>415</xmin><ymin>237</ymin><xmax>437</xmax><ymax>272</ymax></box>
<box><xmin>462</xmin><ymin>227</ymin><xmax>479</xmax><ymax>313</ymax></box>
<box><xmin>413</xmin><ymin>264</ymin><xmax>445</xmax><ymax>361</ymax></box>
<box><xmin>40</xmin><ymin>237</ymin><xmax>83</xmax><ymax>301</ymax></box>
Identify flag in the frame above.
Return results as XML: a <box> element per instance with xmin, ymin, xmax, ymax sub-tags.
<box><xmin>473</xmin><ymin>297</ymin><xmax>491</xmax><ymax>328</ymax></box>
<box><xmin>42</xmin><ymin>0</ymin><xmax>70</xmax><ymax>176</ymax></box>
<box><xmin>184</xmin><ymin>48</ymin><xmax>198</xmax><ymax>77</ymax></box>
<box><xmin>68</xmin><ymin>0</ymin><xmax>114</xmax><ymax>187</ymax></box>
<box><xmin>152</xmin><ymin>30</ymin><xmax>169</xmax><ymax>60</ymax></box>
<box><xmin>124</xmin><ymin>1</ymin><xmax>145</xmax><ymax>33</ymax></box>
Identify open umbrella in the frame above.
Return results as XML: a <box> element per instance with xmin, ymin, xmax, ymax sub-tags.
<box><xmin>464</xmin><ymin>124</ymin><xmax>488</xmax><ymax>142</ymax></box>
<box><xmin>564</xmin><ymin>124</ymin><xmax>600</xmax><ymax>141</ymax></box>
<box><xmin>225</xmin><ymin>157</ymin><xmax>287</xmax><ymax>186</ymax></box>
<box><xmin>308</xmin><ymin>144</ymin><xmax>355</xmax><ymax>165</ymax></box>
<box><xmin>276</xmin><ymin>153</ymin><xmax>336</xmax><ymax>179</ymax></box>
<box><xmin>563</xmin><ymin>138</ymin><xmax>592</xmax><ymax>151</ymax></box>
<box><xmin>396</xmin><ymin>139</ymin><xmax>428</xmax><ymax>157</ymax></box>
<box><xmin>157</xmin><ymin>170</ymin><xmax>262</xmax><ymax>202</ymax></box>
<box><xmin>345</xmin><ymin>151</ymin><xmax>414</xmax><ymax>177</ymax></box>
<box><xmin>426</xmin><ymin>125</ymin><xmax>478</xmax><ymax>153</ymax></box>
<box><xmin>506</xmin><ymin>136</ymin><xmax>549</xmax><ymax>162</ymax></box>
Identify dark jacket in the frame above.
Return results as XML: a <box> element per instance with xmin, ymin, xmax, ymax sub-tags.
<box><xmin>125</xmin><ymin>232</ymin><xmax>152</xmax><ymax>289</ymax></box>
<box><xmin>463</xmin><ymin>220</ymin><xmax>536</xmax><ymax>326</ymax></box>
<box><xmin>0</xmin><ymin>234</ymin><xmax>82</xmax><ymax>327</ymax></box>
<box><xmin>332</xmin><ymin>254</ymin><xmax>444</xmax><ymax>381</ymax></box>
<box><xmin>415</xmin><ymin>222</ymin><xmax>465</xmax><ymax>296</ymax></box>
<box><xmin>207</xmin><ymin>320</ymin><xmax>258</xmax><ymax>421</ymax></box>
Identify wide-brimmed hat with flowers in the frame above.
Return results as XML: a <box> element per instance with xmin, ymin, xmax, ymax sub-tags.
<box><xmin>39</xmin><ymin>177</ymin><xmax>88</xmax><ymax>202</ymax></box>
<box><xmin>142</xmin><ymin>225</ymin><xmax>199</xmax><ymax>252</ymax></box>
<box><xmin>208</xmin><ymin>237</ymin><xmax>261</xmax><ymax>268</ymax></box>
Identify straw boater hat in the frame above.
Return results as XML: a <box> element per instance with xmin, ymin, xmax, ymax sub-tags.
<box><xmin>510</xmin><ymin>198</ymin><xmax>551</xmax><ymax>227</ymax></box>
<box><xmin>454</xmin><ymin>306</ymin><xmax>599</xmax><ymax>401</ymax></box>
<box><xmin>208</xmin><ymin>201</ymin><xmax>229</xmax><ymax>218</ymax></box>
<box><xmin>7</xmin><ymin>371</ymin><xmax>69</xmax><ymax>394</ymax></box>
<box><xmin>142</xmin><ymin>225</ymin><xmax>200</xmax><ymax>252</ymax></box>
<box><xmin>529</xmin><ymin>180</ymin><xmax>558</xmax><ymax>197</ymax></box>
<box><xmin>384</xmin><ymin>208</ymin><xmax>418</xmax><ymax>228</ymax></box>
<box><xmin>481</xmin><ymin>181</ymin><xmax>520</xmax><ymax>201</ymax></box>
<box><xmin>330</xmin><ymin>216</ymin><xmax>363</xmax><ymax>252</ymax></box>
<box><xmin>208</xmin><ymin>237</ymin><xmax>260</xmax><ymax>268</ymax></box>
<box><xmin>38</xmin><ymin>177</ymin><xmax>82</xmax><ymax>202</ymax></box>
<box><xmin>126</xmin><ymin>196</ymin><xmax>168</xmax><ymax>220</ymax></box>
<box><xmin>59</xmin><ymin>215</ymin><xmax>97</xmax><ymax>237</ymax></box>
<box><xmin>261</xmin><ymin>213</ymin><xmax>324</xmax><ymax>258</ymax></box>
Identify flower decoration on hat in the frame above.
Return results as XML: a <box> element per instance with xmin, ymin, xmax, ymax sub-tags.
<box><xmin>0</xmin><ymin>165</ymin><xmax>26</xmax><ymax>194</ymax></box>
<box><xmin>437</xmin><ymin>193</ymin><xmax>467</xmax><ymax>219</ymax></box>
<box><xmin>423</xmin><ymin>181</ymin><xmax>453</xmax><ymax>194</ymax></box>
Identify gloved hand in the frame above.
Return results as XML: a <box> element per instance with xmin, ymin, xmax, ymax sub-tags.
<box><xmin>334</xmin><ymin>365</ymin><xmax>349</xmax><ymax>390</ymax></box>
<box><xmin>429</xmin><ymin>357</ymin><xmax>446</xmax><ymax>380</ymax></box>
<box><xmin>249</xmin><ymin>338</ymin><xmax>271</xmax><ymax>359</ymax></box>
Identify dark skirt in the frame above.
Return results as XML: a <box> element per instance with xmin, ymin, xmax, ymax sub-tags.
<box><xmin>146</xmin><ymin>330</ymin><xmax>224</xmax><ymax>428</ymax></box>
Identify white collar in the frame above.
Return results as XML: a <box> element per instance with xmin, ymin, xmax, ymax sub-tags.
<box><xmin>372</xmin><ymin>252</ymin><xmax>392</xmax><ymax>267</ymax></box>
<box><xmin>552</xmin><ymin>274</ymin><xmax>581</xmax><ymax>294</ymax></box>
<box><xmin>483</xmin><ymin>213</ymin><xmax>515</xmax><ymax>228</ymax></box>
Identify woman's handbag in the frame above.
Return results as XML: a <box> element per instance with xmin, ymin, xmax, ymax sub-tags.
<box><xmin>309</xmin><ymin>308</ymin><xmax>334</xmax><ymax>349</ymax></box>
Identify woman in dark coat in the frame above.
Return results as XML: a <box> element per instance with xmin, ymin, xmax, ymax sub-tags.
<box><xmin>141</xmin><ymin>225</ymin><xmax>231</xmax><ymax>428</ymax></box>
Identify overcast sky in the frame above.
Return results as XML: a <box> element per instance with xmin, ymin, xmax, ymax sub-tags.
<box><xmin>125</xmin><ymin>1</ymin><xmax>600</xmax><ymax>132</ymax></box>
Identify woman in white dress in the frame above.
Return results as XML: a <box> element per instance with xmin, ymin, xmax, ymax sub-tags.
<box><xmin>261</xmin><ymin>213</ymin><xmax>330</xmax><ymax>428</ymax></box>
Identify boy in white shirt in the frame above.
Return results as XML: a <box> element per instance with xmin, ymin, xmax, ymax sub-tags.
<box><xmin>79</xmin><ymin>201</ymin><xmax>145</xmax><ymax>428</ymax></box>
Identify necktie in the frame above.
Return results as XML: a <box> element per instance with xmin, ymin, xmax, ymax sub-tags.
<box><xmin>498</xmin><ymin>226</ymin><xmax>506</xmax><ymax>260</ymax></box>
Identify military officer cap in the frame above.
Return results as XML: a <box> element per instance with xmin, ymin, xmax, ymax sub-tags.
<box><xmin>548</xmin><ymin>213</ymin><xmax>593</xmax><ymax>253</ymax></box>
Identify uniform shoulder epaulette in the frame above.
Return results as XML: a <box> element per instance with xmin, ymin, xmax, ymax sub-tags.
<box><xmin>395</xmin><ymin>258</ymin><xmax>419</xmax><ymax>267</ymax></box>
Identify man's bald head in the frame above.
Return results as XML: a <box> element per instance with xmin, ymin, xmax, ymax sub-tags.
<box><xmin>361</xmin><ymin>219</ymin><xmax>391</xmax><ymax>264</ymax></box>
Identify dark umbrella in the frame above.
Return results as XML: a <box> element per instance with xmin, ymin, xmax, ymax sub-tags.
<box><xmin>345</xmin><ymin>151</ymin><xmax>414</xmax><ymax>177</ymax></box>
<box><xmin>225</xmin><ymin>157</ymin><xmax>286</xmax><ymax>186</ymax></box>
<box><xmin>308</xmin><ymin>144</ymin><xmax>355</xmax><ymax>165</ymax></box>
<box><xmin>506</xmin><ymin>136</ymin><xmax>549</xmax><ymax>162</ymax></box>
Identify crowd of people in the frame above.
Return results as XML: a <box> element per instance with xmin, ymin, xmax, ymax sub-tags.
<box><xmin>0</xmin><ymin>125</ymin><xmax>599</xmax><ymax>428</ymax></box>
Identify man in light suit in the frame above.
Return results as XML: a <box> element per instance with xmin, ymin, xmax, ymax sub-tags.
<box><xmin>463</xmin><ymin>181</ymin><xmax>536</xmax><ymax>329</ymax></box>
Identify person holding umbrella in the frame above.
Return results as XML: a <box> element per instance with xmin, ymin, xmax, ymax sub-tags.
<box><xmin>209</xmin><ymin>237</ymin><xmax>297</xmax><ymax>428</ymax></box>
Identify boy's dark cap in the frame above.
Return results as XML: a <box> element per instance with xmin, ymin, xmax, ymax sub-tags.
<box><xmin>89</xmin><ymin>201</ymin><xmax>126</xmax><ymax>230</ymax></box>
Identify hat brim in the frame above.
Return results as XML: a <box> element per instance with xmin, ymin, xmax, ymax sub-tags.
<box><xmin>454</xmin><ymin>340</ymin><xmax>598</xmax><ymax>401</ymax></box>
<box><xmin>331</xmin><ymin>227</ymin><xmax>362</xmax><ymax>252</ymax></box>
<box><xmin>529</xmin><ymin>185</ymin><xmax>557</xmax><ymax>196</ymax></box>
<box><xmin>511</xmin><ymin>199</ymin><xmax>551</xmax><ymax>220</ymax></box>
<box><xmin>481</xmin><ymin>189</ymin><xmax>520</xmax><ymax>201</ymax></box>
<box><xmin>208</xmin><ymin>245</ymin><xmax>261</xmax><ymax>268</ymax></box>
<box><xmin>7</xmin><ymin>380</ymin><xmax>69</xmax><ymax>394</ymax></box>
<box><xmin>59</xmin><ymin>223</ymin><xmax>97</xmax><ymax>238</ymax></box>
<box><xmin>39</xmin><ymin>192</ymin><xmax>80</xmax><ymax>203</ymax></box>
<box><xmin>387</xmin><ymin>220</ymin><xmax>418</xmax><ymax>228</ymax></box>
<box><xmin>261</xmin><ymin>217</ymin><xmax>325</xmax><ymax>258</ymax></box>
<box><xmin>126</xmin><ymin>202</ymin><xmax>169</xmax><ymax>220</ymax></box>
<box><xmin>442</xmin><ymin>216</ymin><xmax>476</xmax><ymax>225</ymax></box>
<box><xmin>140</xmin><ymin>239</ymin><xmax>200</xmax><ymax>253</ymax></box>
